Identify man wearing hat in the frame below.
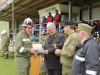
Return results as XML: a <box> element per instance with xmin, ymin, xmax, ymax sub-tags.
<box><xmin>40</xmin><ymin>30</ymin><xmax>47</xmax><ymax>47</ymax></box>
<box><xmin>1</xmin><ymin>30</ymin><xmax>9</xmax><ymax>59</ymax></box>
<box><xmin>55</xmin><ymin>21</ymin><xmax>79</xmax><ymax>75</ymax></box>
<box><xmin>71</xmin><ymin>23</ymin><xmax>100</xmax><ymax>75</ymax></box>
<box><xmin>1</xmin><ymin>31</ymin><xmax>4</xmax><ymax>57</ymax></box>
<box><xmin>14</xmin><ymin>18</ymin><xmax>35</xmax><ymax>75</ymax></box>
<box><xmin>40</xmin><ymin>30</ymin><xmax>48</xmax><ymax>75</ymax></box>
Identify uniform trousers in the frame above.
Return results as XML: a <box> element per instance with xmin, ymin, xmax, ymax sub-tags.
<box><xmin>14</xmin><ymin>57</ymin><xmax>30</xmax><ymax>75</ymax></box>
<box><xmin>2</xmin><ymin>45</ymin><xmax>8</xmax><ymax>57</ymax></box>
<box><xmin>62</xmin><ymin>65</ymin><xmax>71</xmax><ymax>75</ymax></box>
<box><xmin>48</xmin><ymin>69</ymin><xmax>62</xmax><ymax>75</ymax></box>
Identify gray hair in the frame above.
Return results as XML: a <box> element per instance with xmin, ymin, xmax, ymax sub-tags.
<box><xmin>47</xmin><ymin>22</ymin><xmax>56</xmax><ymax>28</ymax></box>
<box><xmin>81</xmin><ymin>30</ymin><xmax>91</xmax><ymax>36</ymax></box>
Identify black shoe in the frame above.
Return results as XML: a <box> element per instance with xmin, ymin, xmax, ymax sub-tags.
<box><xmin>3</xmin><ymin>56</ymin><xmax>8</xmax><ymax>59</ymax></box>
<box><xmin>1</xmin><ymin>55</ymin><xmax>3</xmax><ymax>57</ymax></box>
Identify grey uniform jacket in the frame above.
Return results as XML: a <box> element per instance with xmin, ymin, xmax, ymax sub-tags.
<box><xmin>71</xmin><ymin>36</ymin><xmax>100</xmax><ymax>75</ymax></box>
<box><xmin>44</xmin><ymin>32</ymin><xmax>65</xmax><ymax>69</ymax></box>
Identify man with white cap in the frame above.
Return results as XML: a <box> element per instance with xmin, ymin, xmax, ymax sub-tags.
<box><xmin>0</xmin><ymin>31</ymin><xmax>4</xmax><ymax>57</ymax></box>
<box><xmin>1</xmin><ymin>30</ymin><xmax>9</xmax><ymax>59</ymax></box>
<box><xmin>14</xmin><ymin>18</ymin><xmax>35</xmax><ymax>75</ymax></box>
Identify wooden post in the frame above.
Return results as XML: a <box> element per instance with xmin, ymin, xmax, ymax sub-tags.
<box><xmin>12</xmin><ymin>0</ymin><xmax>14</xmax><ymax>50</ymax></box>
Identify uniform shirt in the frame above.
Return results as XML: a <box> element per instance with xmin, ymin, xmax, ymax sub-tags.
<box><xmin>60</xmin><ymin>31</ymin><xmax>79</xmax><ymax>67</ymax></box>
<box><xmin>40</xmin><ymin>38</ymin><xmax>46</xmax><ymax>48</ymax></box>
<box><xmin>15</xmin><ymin>30</ymin><xmax>32</xmax><ymax>58</ymax></box>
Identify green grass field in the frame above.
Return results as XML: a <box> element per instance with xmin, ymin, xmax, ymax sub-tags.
<box><xmin>0</xmin><ymin>50</ymin><xmax>16</xmax><ymax>75</ymax></box>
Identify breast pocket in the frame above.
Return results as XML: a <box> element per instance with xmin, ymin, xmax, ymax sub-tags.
<box><xmin>22</xmin><ymin>38</ymin><xmax>32</xmax><ymax>47</ymax></box>
<box><xmin>63</xmin><ymin>39</ymin><xmax>70</xmax><ymax>50</ymax></box>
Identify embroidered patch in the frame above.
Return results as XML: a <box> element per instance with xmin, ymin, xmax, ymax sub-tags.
<box><xmin>70</xmin><ymin>46</ymin><xmax>74</xmax><ymax>50</ymax></box>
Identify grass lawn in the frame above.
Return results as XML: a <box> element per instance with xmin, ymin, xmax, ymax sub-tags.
<box><xmin>0</xmin><ymin>50</ymin><xmax>43</xmax><ymax>75</ymax></box>
<box><xmin>0</xmin><ymin>50</ymin><xmax>16</xmax><ymax>75</ymax></box>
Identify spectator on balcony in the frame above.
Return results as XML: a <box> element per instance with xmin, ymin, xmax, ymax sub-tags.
<box><xmin>41</xmin><ymin>16</ymin><xmax>47</xmax><ymax>29</ymax></box>
<box><xmin>32</xmin><ymin>20</ymin><xmax>36</xmax><ymax>27</ymax></box>
<box><xmin>54</xmin><ymin>10</ymin><xmax>61</xmax><ymax>30</ymax></box>
<box><xmin>47</xmin><ymin>12</ymin><xmax>53</xmax><ymax>23</ymax></box>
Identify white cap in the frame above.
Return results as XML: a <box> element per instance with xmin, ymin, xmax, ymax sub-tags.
<box><xmin>2</xmin><ymin>30</ymin><xmax>7</xmax><ymax>33</ymax></box>
<box><xmin>1</xmin><ymin>31</ymin><xmax>3</xmax><ymax>35</ymax></box>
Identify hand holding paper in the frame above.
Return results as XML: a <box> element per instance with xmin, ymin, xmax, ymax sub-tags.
<box><xmin>31</xmin><ymin>48</ymin><xmax>38</xmax><ymax>59</ymax></box>
<box><xmin>32</xmin><ymin>44</ymin><xmax>44</xmax><ymax>53</ymax></box>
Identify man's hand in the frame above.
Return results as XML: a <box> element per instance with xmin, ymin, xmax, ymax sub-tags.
<box><xmin>31</xmin><ymin>48</ymin><xmax>38</xmax><ymax>59</ymax></box>
<box><xmin>41</xmin><ymin>57</ymin><xmax>45</xmax><ymax>64</ymax></box>
<box><xmin>55</xmin><ymin>49</ymin><xmax>60</xmax><ymax>56</ymax></box>
<box><xmin>43</xmin><ymin>50</ymin><xmax>48</xmax><ymax>54</ymax></box>
<box><xmin>33</xmin><ymin>53</ymin><xmax>37</xmax><ymax>59</ymax></box>
<box><xmin>31</xmin><ymin>48</ymin><xmax>38</xmax><ymax>54</ymax></box>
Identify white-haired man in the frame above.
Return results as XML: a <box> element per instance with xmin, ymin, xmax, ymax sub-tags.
<box><xmin>41</xmin><ymin>22</ymin><xmax>65</xmax><ymax>75</ymax></box>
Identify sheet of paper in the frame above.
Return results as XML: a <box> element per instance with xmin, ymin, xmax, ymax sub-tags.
<box><xmin>32</xmin><ymin>44</ymin><xmax>44</xmax><ymax>53</ymax></box>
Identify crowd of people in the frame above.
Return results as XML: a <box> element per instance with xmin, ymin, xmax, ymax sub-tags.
<box><xmin>39</xmin><ymin>21</ymin><xmax>100</xmax><ymax>75</ymax></box>
<box><xmin>13</xmin><ymin>17</ymin><xmax>100</xmax><ymax>75</ymax></box>
<box><xmin>32</xmin><ymin>10</ymin><xmax>61</xmax><ymax>30</ymax></box>
<box><xmin>1</xmin><ymin>17</ymin><xmax>100</xmax><ymax>75</ymax></box>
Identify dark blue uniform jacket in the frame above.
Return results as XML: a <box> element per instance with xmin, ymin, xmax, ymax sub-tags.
<box><xmin>71</xmin><ymin>36</ymin><xmax>100</xmax><ymax>75</ymax></box>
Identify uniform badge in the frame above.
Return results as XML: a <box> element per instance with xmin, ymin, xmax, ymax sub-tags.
<box><xmin>70</xmin><ymin>46</ymin><xmax>74</xmax><ymax>50</ymax></box>
<box><xmin>78</xmin><ymin>52</ymin><xmax>84</xmax><ymax>57</ymax></box>
<box><xmin>53</xmin><ymin>44</ymin><xmax>57</xmax><ymax>49</ymax></box>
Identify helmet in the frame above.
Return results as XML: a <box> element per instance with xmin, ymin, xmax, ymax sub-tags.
<box><xmin>2</xmin><ymin>30</ymin><xmax>7</xmax><ymax>34</ymax></box>
<box><xmin>22</xmin><ymin>18</ymin><xmax>33</xmax><ymax>27</ymax></box>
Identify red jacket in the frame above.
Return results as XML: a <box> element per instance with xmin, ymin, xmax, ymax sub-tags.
<box><xmin>54</xmin><ymin>13</ymin><xmax>61</xmax><ymax>26</ymax></box>
<box><xmin>47</xmin><ymin>15</ymin><xmax>53</xmax><ymax>22</ymax></box>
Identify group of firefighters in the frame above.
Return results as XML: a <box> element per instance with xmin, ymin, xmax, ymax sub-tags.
<box><xmin>0</xmin><ymin>17</ymin><xmax>100</xmax><ymax>75</ymax></box>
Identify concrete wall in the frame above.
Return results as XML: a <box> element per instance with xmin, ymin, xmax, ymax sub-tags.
<box><xmin>0</xmin><ymin>21</ymin><xmax>9</xmax><ymax>38</ymax></box>
<box><xmin>0</xmin><ymin>21</ymin><xmax>9</xmax><ymax>46</ymax></box>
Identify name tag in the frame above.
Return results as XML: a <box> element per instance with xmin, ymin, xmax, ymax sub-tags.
<box><xmin>22</xmin><ymin>38</ymin><xmax>31</xmax><ymax>41</ymax></box>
